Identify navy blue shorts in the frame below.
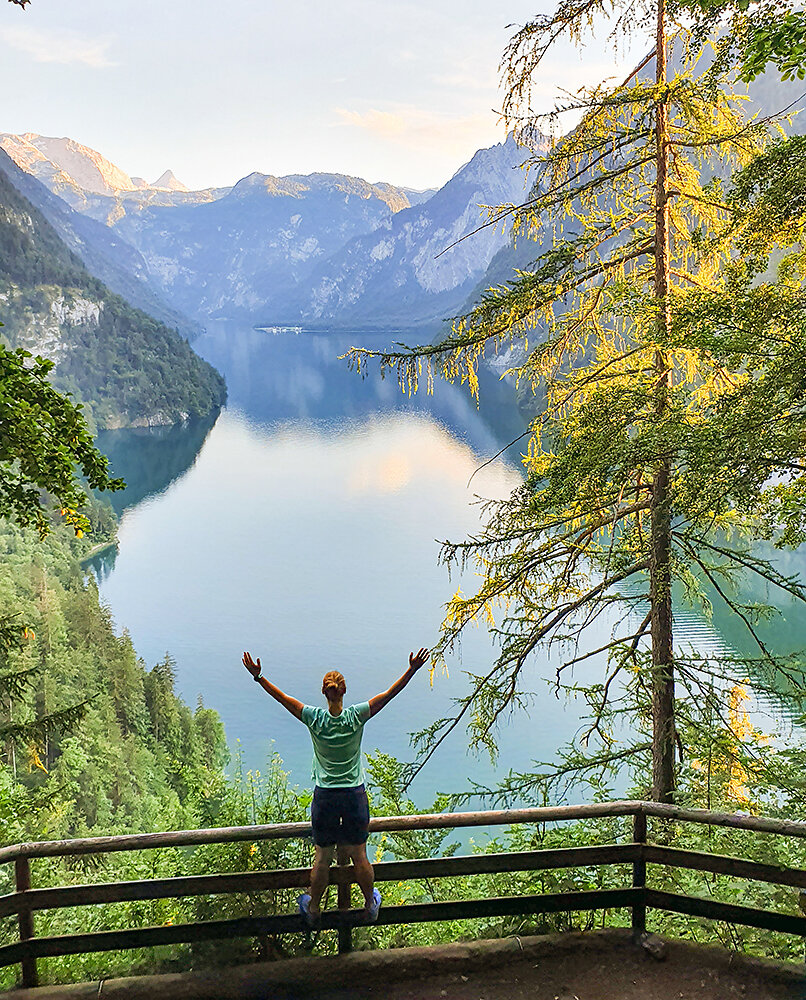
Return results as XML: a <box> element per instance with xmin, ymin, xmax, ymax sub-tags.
<box><xmin>311</xmin><ymin>784</ymin><xmax>370</xmax><ymax>847</ymax></box>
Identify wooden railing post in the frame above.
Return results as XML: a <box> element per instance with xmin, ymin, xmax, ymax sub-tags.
<box><xmin>15</xmin><ymin>856</ymin><xmax>37</xmax><ymax>988</ymax></box>
<box><xmin>632</xmin><ymin>808</ymin><xmax>647</xmax><ymax>938</ymax></box>
<box><xmin>336</xmin><ymin>847</ymin><xmax>352</xmax><ymax>954</ymax></box>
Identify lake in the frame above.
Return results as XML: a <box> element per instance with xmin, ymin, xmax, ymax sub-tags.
<box><xmin>90</xmin><ymin>322</ymin><xmax>804</xmax><ymax>806</ymax></box>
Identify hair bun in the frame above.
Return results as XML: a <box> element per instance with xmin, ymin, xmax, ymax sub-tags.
<box><xmin>322</xmin><ymin>669</ymin><xmax>346</xmax><ymax>697</ymax></box>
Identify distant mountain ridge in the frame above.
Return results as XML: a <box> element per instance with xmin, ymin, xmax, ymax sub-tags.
<box><xmin>102</xmin><ymin>168</ymin><xmax>426</xmax><ymax>321</ymax></box>
<box><xmin>0</xmin><ymin>131</ymin><xmax>531</xmax><ymax>329</ymax></box>
<box><xmin>0</xmin><ymin>133</ymin><xmax>189</xmax><ymax>201</ymax></box>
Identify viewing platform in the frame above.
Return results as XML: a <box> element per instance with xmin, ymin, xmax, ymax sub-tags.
<box><xmin>2</xmin><ymin>801</ymin><xmax>806</xmax><ymax>997</ymax></box>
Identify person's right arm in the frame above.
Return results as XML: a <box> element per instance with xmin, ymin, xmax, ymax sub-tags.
<box><xmin>242</xmin><ymin>651</ymin><xmax>304</xmax><ymax>720</ymax></box>
<box><xmin>368</xmin><ymin>648</ymin><xmax>429</xmax><ymax>718</ymax></box>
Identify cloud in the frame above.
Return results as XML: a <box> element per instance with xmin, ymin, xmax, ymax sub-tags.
<box><xmin>0</xmin><ymin>26</ymin><xmax>116</xmax><ymax>67</ymax></box>
<box><xmin>334</xmin><ymin>105</ymin><xmax>499</xmax><ymax>155</ymax></box>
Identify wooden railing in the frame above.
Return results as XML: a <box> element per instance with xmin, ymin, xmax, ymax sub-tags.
<box><xmin>3</xmin><ymin>799</ymin><xmax>806</xmax><ymax>989</ymax></box>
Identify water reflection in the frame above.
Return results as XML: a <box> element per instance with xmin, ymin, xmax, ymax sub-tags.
<box><xmin>93</xmin><ymin>325</ymin><xmax>616</xmax><ymax>803</ymax></box>
<box><xmin>84</xmin><ymin>544</ymin><xmax>119</xmax><ymax>585</ymax></box>
<box><xmin>693</xmin><ymin>544</ymin><xmax>806</xmax><ymax>719</ymax></box>
<box><xmin>97</xmin><ymin>411</ymin><xmax>221</xmax><ymax>515</ymax></box>
<box><xmin>193</xmin><ymin>325</ymin><xmax>528</xmax><ymax>464</ymax></box>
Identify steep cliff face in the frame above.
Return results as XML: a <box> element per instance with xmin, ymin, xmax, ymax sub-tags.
<box><xmin>0</xmin><ymin>149</ymin><xmax>198</xmax><ymax>337</ymax></box>
<box><xmin>23</xmin><ymin>134</ymin><xmax>137</xmax><ymax>195</ymax></box>
<box><xmin>463</xmin><ymin>60</ymin><xmax>806</xmax><ymax>321</ymax></box>
<box><xmin>0</xmin><ymin>165</ymin><xmax>226</xmax><ymax>429</ymax></box>
<box><xmin>1</xmin><ymin>133</ymin><xmax>99</xmax><ymax>209</ymax></box>
<box><xmin>290</xmin><ymin>136</ymin><xmax>537</xmax><ymax>328</ymax></box>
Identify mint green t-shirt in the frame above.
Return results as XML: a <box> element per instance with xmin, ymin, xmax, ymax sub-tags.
<box><xmin>300</xmin><ymin>702</ymin><xmax>371</xmax><ymax>788</ymax></box>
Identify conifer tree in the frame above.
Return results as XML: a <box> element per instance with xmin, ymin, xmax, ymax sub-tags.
<box><xmin>0</xmin><ymin>614</ymin><xmax>91</xmax><ymax>777</ymax></box>
<box><xmin>349</xmin><ymin>4</ymin><xmax>806</xmax><ymax>802</ymax></box>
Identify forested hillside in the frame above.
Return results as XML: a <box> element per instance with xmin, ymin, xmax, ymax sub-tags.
<box><xmin>0</xmin><ymin>512</ymin><xmax>256</xmax><ymax>986</ymax></box>
<box><xmin>0</xmin><ymin>166</ymin><xmax>226</xmax><ymax>430</ymax></box>
<box><xmin>0</xmin><ymin>516</ymin><xmax>229</xmax><ymax>845</ymax></box>
<box><xmin>0</xmin><ymin>148</ymin><xmax>199</xmax><ymax>339</ymax></box>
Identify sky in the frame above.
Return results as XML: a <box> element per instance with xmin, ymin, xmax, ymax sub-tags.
<box><xmin>0</xmin><ymin>1</ymin><xmax>646</xmax><ymax>192</ymax></box>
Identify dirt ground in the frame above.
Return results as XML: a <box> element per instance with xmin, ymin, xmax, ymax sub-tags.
<box><xmin>8</xmin><ymin>929</ymin><xmax>806</xmax><ymax>1000</ymax></box>
<box><xmin>307</xmin><ymin>934</ymin><xmax>806</xmax><ymax>1000</ymax></box>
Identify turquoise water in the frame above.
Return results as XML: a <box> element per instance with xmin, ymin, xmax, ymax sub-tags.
<box><xmin>90</xmin><ymin>323</ymin><xmax>806</xmax><ymax>806</ymax></box>
<box><xmin>90</xmin><ymin>324</ymin><xmax>625</xmax><ymax>804</ymax></box>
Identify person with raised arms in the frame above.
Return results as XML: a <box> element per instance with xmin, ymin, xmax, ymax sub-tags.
<box><xmin>242</xmin><ymin>647</ymin><xmax>430</xmax><ymax>926</ymax></box>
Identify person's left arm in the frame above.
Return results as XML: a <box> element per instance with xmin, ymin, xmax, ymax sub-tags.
<box><xmin>242</xmin><ymin>651</ymin><xmax>304</xmax><ymax>720</ymax></box>
<box><xmin>368</xmin><ymin>648</ymin><xmax>429</xmax><ymax>718</ymax></box>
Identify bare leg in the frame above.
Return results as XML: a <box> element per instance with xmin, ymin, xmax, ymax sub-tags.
<box><xmin>343</xmin><ymin>842</ymin><xmax>375</xmax><ymax>908</ymax></box>
<box><xmin>309</xmin><ymin>844</ymin><xmax>335</xmax><ymax>916</ymax></box>
<box><xmin>336</xmin><ymin>844</ymin><xmax>352</xmax><ymax>910</ymax></box>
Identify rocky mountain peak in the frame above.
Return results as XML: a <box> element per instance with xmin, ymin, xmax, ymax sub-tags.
<box><xmin>20</xmin><ymin>133</ymin><xmax>136</xmax><ymax>195</ymax></box>
<box><xmin>151</xmin><ymin>169</ymin><xmax>188</xmax><ymax>192</ymax></box>
<box><xmin>225</xmin><ymin>169</ymin><xmax>414</xmax><ymax>213</ymax></box>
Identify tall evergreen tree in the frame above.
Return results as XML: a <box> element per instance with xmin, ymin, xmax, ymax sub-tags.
<box><xmin>349</xmin><ymin>5</ymin><xmax>806</xmax><ymax>802</ymax></box>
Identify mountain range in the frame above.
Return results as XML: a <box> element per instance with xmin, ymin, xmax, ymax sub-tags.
<box><xmin>1</xmin><ymin>55</ymin><xmax>802</xmax><ymax>427</ymax></box>
<box><xmin>0</xmin><ymin>133</ymin><xmax>192</xmax><ymax>203</ymax></box>
<box><xmin>0</xmin><ymin>131</ymin><xmax>531</xmax><ymax>331</ymax></box>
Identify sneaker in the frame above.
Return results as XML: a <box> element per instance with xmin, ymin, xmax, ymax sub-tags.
<box><xmin>364</xmin><ymin>888</ymin><xmax>382</xmax><ymax>924</ymax></box>
<box><xmin>298</xmin><ymin>892</ymin><xmax>320</xmax><ymax>928</ymax></box>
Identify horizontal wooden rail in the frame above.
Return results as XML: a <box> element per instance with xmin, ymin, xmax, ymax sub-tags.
<box><xmin>645</xmin><ymin>889</ymin><xmax>806</xmax><ymax>937</ymax></box>
<box><xmin>2</xmin><ymin>800</ymin><xmax>804</xmax><ymax>865</ymax></box>
<box><xmin>0</xmin><ymin>800</ymin><xmax>646</xmax><ymax>863</ymax></box>
<box><xmin>0</xmin><ymin>844</ymin><xmax>639</xmax><ymax>917</ymax></box>
<box><xmin>642</xmin><ymin>803</ymin><xmax>806</xmax><ymax>839</ymax></box>
<box><xmin>4</xmin><ymin>801</ymin><xmax>805</xmax><ymax>864</ymax></box>
<box><xmin>644</xmin><ymin>845</ymin><xmax>806</xmax><ymax>890</ymax></box>
<box><xmin>0</xmin><ymin>888</ymin><xmax>640</xmax><ymax>965</ymax></box>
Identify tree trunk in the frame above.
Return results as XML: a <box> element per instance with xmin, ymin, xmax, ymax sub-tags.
<box><xmin>650</xmin><ymin>462</ymin><xmax>675</xmax><ymax>802</ymax></box>
<box><xmin>650</xmin><ymin>0</ymin><xmax>676</xmax><ymax>804</ymax></box>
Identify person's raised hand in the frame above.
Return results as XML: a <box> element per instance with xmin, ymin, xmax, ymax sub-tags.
<box><xmin>409</xmin><ymin>648</ymin><xmax>429</xmax><ymax>671</ymax></box>
<box><xmin>243</xmin><ymin>651</ymin><xmax>261</xmax><ymax>679</ymax></box>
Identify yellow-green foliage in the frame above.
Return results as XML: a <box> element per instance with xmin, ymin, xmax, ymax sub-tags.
<box><xmin>345</xmin><ymin>8</ymin><xmax>806</xmax><ymax>806</ymax></box>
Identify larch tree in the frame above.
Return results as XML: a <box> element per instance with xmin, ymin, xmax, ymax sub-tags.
<box><xmin>348</xmin><ymin>3</ymin><xmax>806</xmax><ymax>803</ymax></box>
